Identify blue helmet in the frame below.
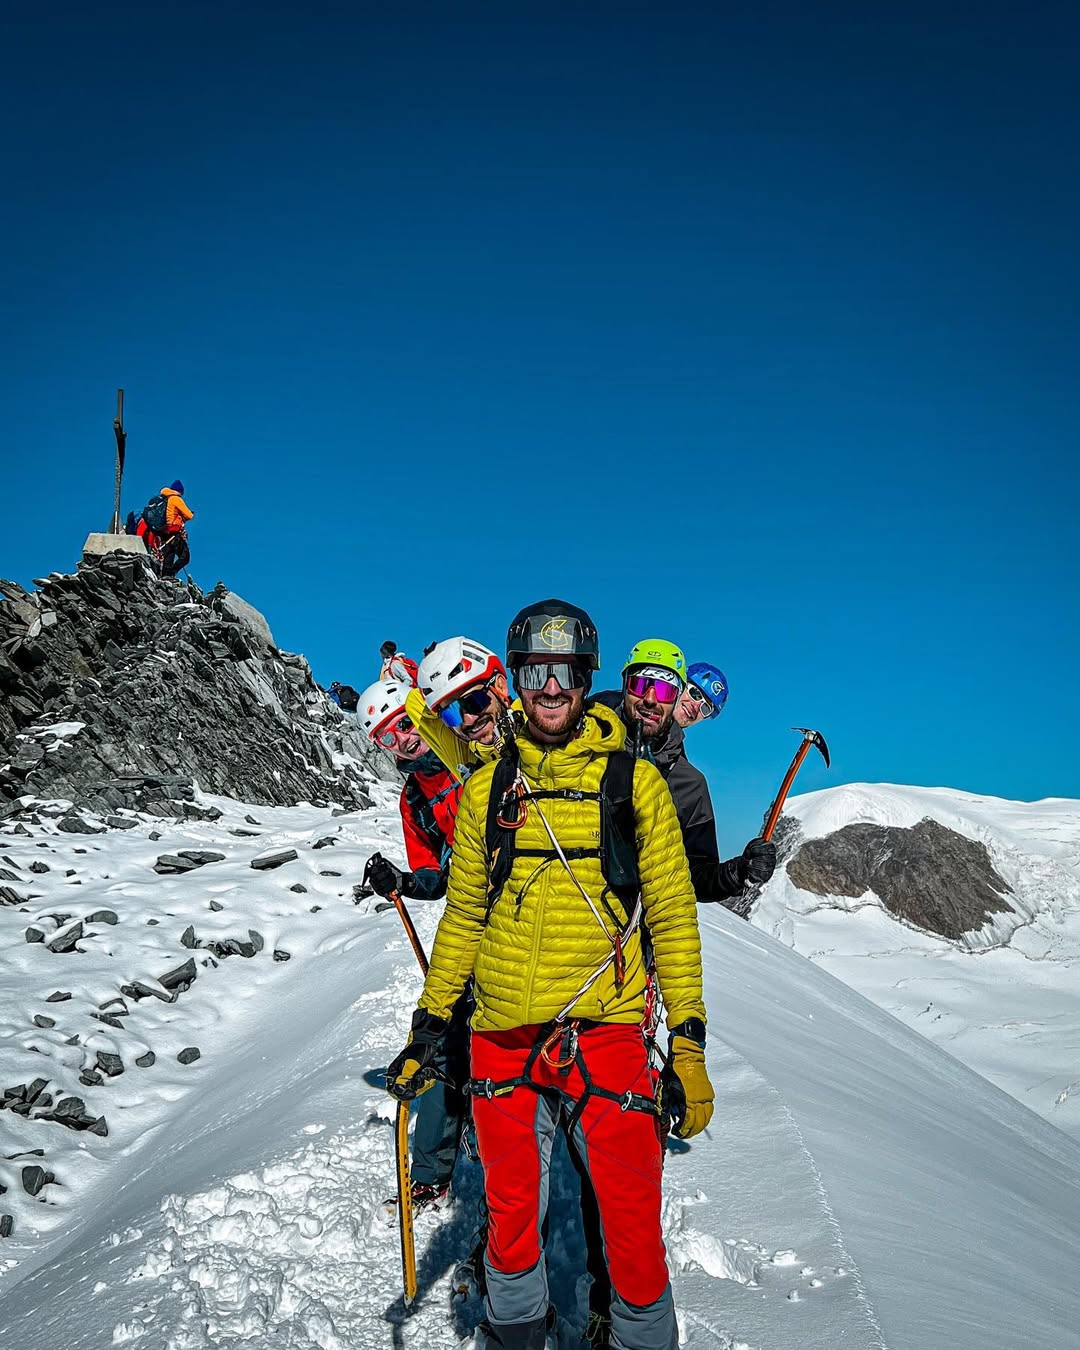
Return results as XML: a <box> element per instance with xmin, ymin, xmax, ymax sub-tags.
<box><xmin>686</xmin><ymin>662</ymin><xmax>729</xmax><ymax>718</ymax></box>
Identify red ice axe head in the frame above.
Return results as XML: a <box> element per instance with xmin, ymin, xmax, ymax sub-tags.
<box><xmin>761</xmin><ymin>727</ymin><xmax>831</xmax><ymax>842</ymax></box>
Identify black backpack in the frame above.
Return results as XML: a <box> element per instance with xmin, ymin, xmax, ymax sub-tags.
<box><xmin>141</xmin><ymin>494</ymin><xmax>168</xmax><ymax>534</ymax></box>
<box><xmin>336</xmin><ymin>684</ymin><xmax>360</xmax><ymax>712</ymax></box>
<box><xmin>484</xmin><ymin>748</ymin><xmax>640</xmax><ymax>928</ymax></box>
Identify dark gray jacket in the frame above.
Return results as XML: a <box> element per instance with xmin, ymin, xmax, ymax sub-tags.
<box><xmin>591</xmin><ymin>691</ymin><xmax>744</xmax><ymax>903</ymax></box>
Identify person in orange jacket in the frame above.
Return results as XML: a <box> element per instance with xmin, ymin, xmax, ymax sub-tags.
<box><xmin>136</xmin><ymin>480</ymin><xmax>194</xmax><ymax>577</ymax></box>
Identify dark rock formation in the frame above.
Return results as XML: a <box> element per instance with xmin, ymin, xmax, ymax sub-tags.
<box><xmin>0</xmin><ymin>559</ymin><xmax>397</xmax><ymax>819</ymax></box>
<box><xmin>786</xmin><ymin>817</ymin><xmax>1014</xmax><ymax>940</ymax></box>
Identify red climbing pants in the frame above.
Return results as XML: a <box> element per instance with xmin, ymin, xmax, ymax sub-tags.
<box><xmin>471</xmin><ymin>1023</ymin><xmax>677</xmax><ymax>1350</ymax></box>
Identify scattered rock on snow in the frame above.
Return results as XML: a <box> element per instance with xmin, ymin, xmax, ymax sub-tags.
<box><xmin>21</xmin><ymin>1165</ymin><xmax>55</xmax><ymax>1197</ymax></box>
<box><xmin>177</xmin><ymin>1047</ymin><xmax>201</xmax><ymax>1065</ymax></box>
<box><xmin>154</xmin><ymin>854</ymin><xmax>202</xmax><ymax>875</ymax></box>
<box><xmin>56</xmin><ymin>816</ymin><xmax>105</xmax><ymax>835</ymax></box>
<box><xmin>158</xmin><ymin>958</ymin><xmax>198</xmax><ymax>994</ymax></box>
<box><xmin>250</xmin><ymin>848</ymin><xmax>298</xmax><ymax>871</ymax></box>
<box><xmin>47</xmin><ymin>920</ymin><xmax>84</xmax><ymax>953</ymax></box>
<box><xmin>96</xmin><ymin>1052</ymin><xmax>124</xmax><ymax>1078</ymax></box>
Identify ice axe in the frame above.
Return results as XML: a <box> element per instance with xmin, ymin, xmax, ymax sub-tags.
<box><xmin>760</xmin><ymin>727</ymin><xmax>831</xmax><ymax>842</ymax></box>
<box><xmin>362</xmin><ymin>856</ymin><xmax>427</xmax><ymax>1312</ymax></box>
<box><xmin>731</xmin><ymin>728</ymin><xmax>830</xmax><ymax>922</ymax></box>
<box><xmin>362</xmin><ymin>856</ymin><xmax>429</xmax><ymax>975</ymax></box>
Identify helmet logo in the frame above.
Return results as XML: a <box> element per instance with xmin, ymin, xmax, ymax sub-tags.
<box><xmin>540</xmin><ymin>618</ymin><xmax>571</xmax><ymax>650</ymax></box>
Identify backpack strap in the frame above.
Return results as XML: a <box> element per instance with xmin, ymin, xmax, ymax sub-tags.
<box><xmin>404</xmin><ymin>774</ymin><xmax>451</xmax><ymax>867</ymax></box>
<box><xmin>483</xmin><ymin>750</ymin><xmax>642</xmax><ymax>925</ymax></box>
<box><xmin>484</xmin><ymin>752</ymin><xmax>521</xmax><ymax>917</ymax></box>
<box><xmin>599</xmin><ymin>751</ymin><xmax>640</xmax><ymax>906</ymax></box>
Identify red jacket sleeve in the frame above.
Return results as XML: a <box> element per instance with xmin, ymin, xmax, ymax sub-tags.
<box><xmin>400</xmin><ymin>785</ymin><xmax>444</xmax><ymax>874</ymax></box>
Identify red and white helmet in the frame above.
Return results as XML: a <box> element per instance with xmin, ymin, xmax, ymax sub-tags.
<box><xmin>417</xmin><ymin>637</ymin><xmax>505</xmax><ymax>710</ymax></box>
<box><xmin>357</xmin><ymin>679</ymin><xmax>410</xmax><ymax>740</ymax></box>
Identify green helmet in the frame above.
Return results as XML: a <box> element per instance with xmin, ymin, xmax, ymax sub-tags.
<box><xmin>622</xmin><ymin>638</ymin><xmax>687</xmax><ymax>683</ymax></box>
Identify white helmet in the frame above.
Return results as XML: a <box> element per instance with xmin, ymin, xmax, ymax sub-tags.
<box><xmin>357</xmin><ymin>679</ymin><xmax>410</xmax><ymax>740</ymax></box>
<box><xmin>417</xmin><ymin>637</ymin><xmax>505</xmax><ymax>710</ymax></box>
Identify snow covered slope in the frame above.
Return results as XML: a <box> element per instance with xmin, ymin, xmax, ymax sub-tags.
<box><xmin>2</xmin><ymin>792</ymin><xmax>1079</xmax><ymax>1348</ymax></box>
<box><xmin>755</xmin><ymin>784</ymin><xmax>1080</xmax><ymax>1139</ymax></box>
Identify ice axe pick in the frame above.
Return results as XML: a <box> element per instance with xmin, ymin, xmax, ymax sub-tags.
<box><xmin>760</xmin><ymin>727</ymin><xmax>831</xmax><ymax>842</ymax></box>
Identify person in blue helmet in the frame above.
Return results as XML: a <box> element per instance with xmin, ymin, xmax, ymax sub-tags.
<box><xmin>674</xmin><ymin>661</ymin><xmax>729</xmax><ymax>731</ymax></box>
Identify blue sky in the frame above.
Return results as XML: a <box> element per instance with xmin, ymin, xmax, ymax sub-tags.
<box><xmin>3</xmin><ymin>3</ymin><xmax>1077</xmax><ymax>851</ymax></box>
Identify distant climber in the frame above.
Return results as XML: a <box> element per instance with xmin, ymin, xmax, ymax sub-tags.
<box><xmin>136</xmin><ymin>481</ymin><xmax>194</xmax><ymax>578</ymax></box>
<box><xmin>328</xmin><ymin>681</ymin><xmax>360</xmax><ymax>712</ymax></box>
<box><xmin>379</xmin><ymin>641</ymin><xmax>418</xmax><ymax>685</ymax></box>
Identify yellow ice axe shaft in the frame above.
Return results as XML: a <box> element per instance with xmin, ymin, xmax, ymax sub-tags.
<box><xmin>389</xmin><ymin>888</ymin><xmax>427</xmax><ymax>1310</ymax></box>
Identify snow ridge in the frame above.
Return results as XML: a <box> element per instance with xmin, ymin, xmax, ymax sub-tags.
<box><xmin>2</xmin><ymin>788</ymin><xmax>1080</xmax><ymax>1347</ymax></box>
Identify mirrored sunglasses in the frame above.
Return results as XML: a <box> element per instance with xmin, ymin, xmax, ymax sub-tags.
<box><xmin>626</xmin><ymin>674</ymin><xmax>680</xmax><ymax>704</ymax></box>
<box><xmin>686</xmin><ymin>684</ymin><xmax>717</xmax><ymax>718</ymax></box>
<box><xmin>457</xmin><ymin>679</ymin><xmax>497</xmax><ymax>717</ymax></box>
<box><xmin>516</xmin><ymin>661</ymin><xmax>590</xmax><ymax>692</ymax></box>
<box><xmin>375</xmin><ymin>713</ymin><xmax>414</xmax><ymax>748</ymax></box>
<box><xmin>438</xmin><ymin>679</ymin><xmax>495</xmax><ymax>727</ymax></box>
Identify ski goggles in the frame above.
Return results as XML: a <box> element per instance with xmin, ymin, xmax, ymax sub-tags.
<box><xmin>515</xmin><ymin>660</ymin><xmax>590</xmax><ymax>692</ymax></box>
<box><xmin>685</xmin><ymin>684</ymin><xmax>718</xmax><ymax>718</ymax></box>
<box><xmin>625</xmin><ymin>674</ymin><xmax>681</xmax><ymax>704</ymax></box>
<box><xmin>374</xmin><ymin>713</ymin><xmax>415</xmax><ymax>748</ymax></box>
<box><xmin>439</xmin><ymin>678</ymin><xmax>497</xmax><ymax>725</ymax></box>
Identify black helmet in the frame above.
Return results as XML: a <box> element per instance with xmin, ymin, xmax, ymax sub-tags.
<box><xmin>505</xmin><ymin>599</ymin><xmax>600</xmax><ymax>671</ymax></box>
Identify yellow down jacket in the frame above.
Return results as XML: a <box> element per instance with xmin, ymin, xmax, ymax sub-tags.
<box><xmin>418</xmin><ymin>702</ymin><xmax>706</xmax><ymax>1033</ymax></box>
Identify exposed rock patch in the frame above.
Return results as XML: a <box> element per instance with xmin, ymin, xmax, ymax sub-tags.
<box><xmin>786</xmin><ymin>817</ymin><xmax>1015</xmax><ymax>940</ymax></box>
<box><xmin>0</xmin><ymin>560</ymin><xmax>397</xmax><ymax>820</ymax></box>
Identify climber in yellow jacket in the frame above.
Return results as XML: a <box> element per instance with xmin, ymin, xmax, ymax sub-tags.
<box><xmin>387</xmin><ymin>599</ymin><xmax>712</xmax><ymax>1350</ymax></box>
<box><xmin>404</xmin><ymin>634</ymin><xmax>512</xmax><ymax>783</ymax></box>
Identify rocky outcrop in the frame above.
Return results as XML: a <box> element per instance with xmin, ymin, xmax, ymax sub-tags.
<box><xmin>786</xmin><ymin>817</ymin><xmax>1015</xmax><ymax>940</ymax></box>
<box><xmin>0</xmin><ymin>556</ymin><xmax>397</xmax><ymax>818</ymax></box>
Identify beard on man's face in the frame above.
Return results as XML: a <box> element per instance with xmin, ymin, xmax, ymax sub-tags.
<box><xmin>521</xmin><ymin>685</ymin><xmax>584</xmax><ymax>741</ymax></box>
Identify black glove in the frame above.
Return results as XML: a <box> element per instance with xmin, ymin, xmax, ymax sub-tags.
<box><xmin>364</xmin><ymin>852</ymin><xmax>415</xmax><ymax>899</ymax></box>
<box><xmin>707</xmin><ymin>837</ymin><xmax>777</xmax><ymax>899</ymax></box>
<box><xmin>740</xmin><ymin>837</ymin><xmax>776</xmax><ymax>885</ymax></box>
<box><xmin>386</xmin><ymin>1009</ymin><xmax>449</xmax><ymax>1101</ymax></box>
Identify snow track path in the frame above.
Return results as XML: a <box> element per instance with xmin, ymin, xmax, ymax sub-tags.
<box><xmin>3</xmin><ymin>794</ymin><xmax>1080</xmax><ymax>1347</ymax></box>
